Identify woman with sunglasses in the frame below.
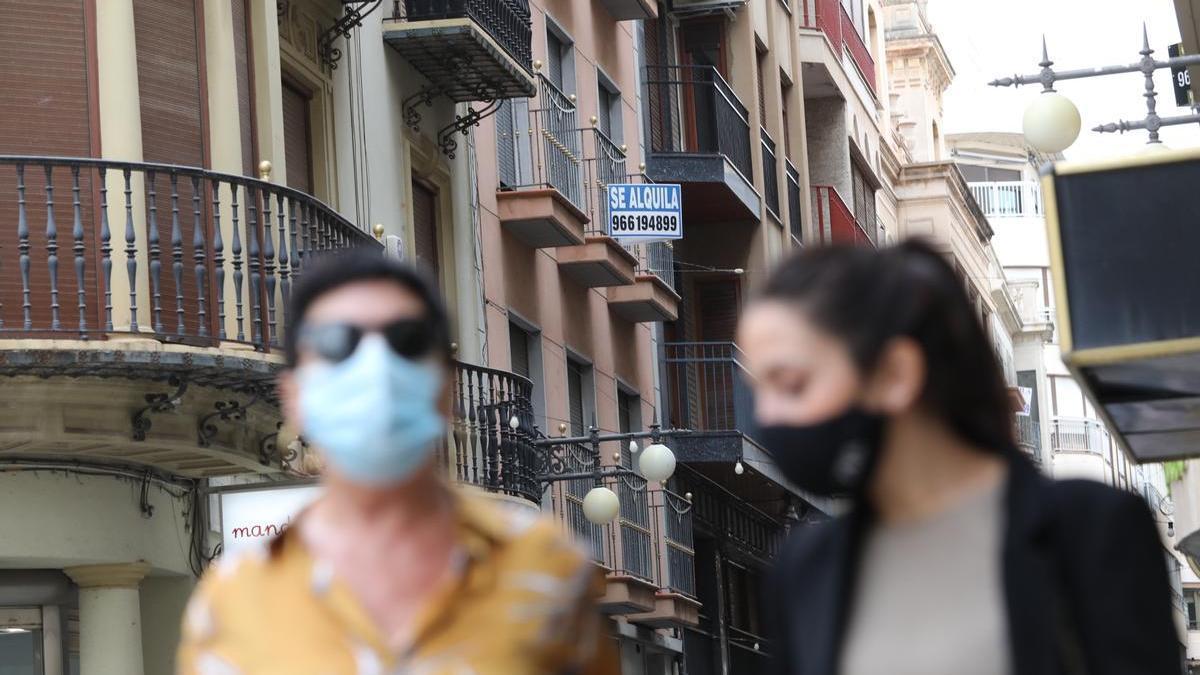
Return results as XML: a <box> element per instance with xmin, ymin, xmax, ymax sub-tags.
<box><xmin>739</xmin><ymin>241</ymin><xmax>1180</xmax><ymax>675</ymax></box>
<box><xmin>177</xmin><ymin>250</ymin><xmax>617</xmax><ymax>674</ymax></box>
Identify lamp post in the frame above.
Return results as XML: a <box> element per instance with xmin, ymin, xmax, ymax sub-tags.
<box><xmin>990</xmin><ymin>26</ymin><xmax>1200</xmax><ymax>153</ymax></box>
<box><xmin>525</xmin><ymin>421</ymin><xmax>688</xmax><ymax>525</ymax></box>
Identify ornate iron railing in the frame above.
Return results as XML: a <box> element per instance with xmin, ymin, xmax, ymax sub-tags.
<box><xmin>496</xmin><ymin>76</ymin><xmax>585</xmax><ymax>211</ymax></box>
<box><xmin>663</xmin><ymin>341</ymin><xmax>759</xmax><ymax>446</ymax></box>
<box><xmin>1049</xmin><ymin>417</ymin><xmax>1111</xmax><ymax>455</ymax></box>
<box><xmin>786</xmin><ymin>159</ymin><xmax>802</xmax><ymax>245</ymax></box>
<box><xmin>0</xmin><ymin>156</ymin><xmax>374</xmax><ymax>346</ymax></box>
<box><xmin>644</xmin><ymin>65</ymin><xmax>753</xmax><ymax>181</ymax></box>
<box><xmin>760</xmin><ymin>128</ymin><xmax>780</xmax><ymax>221</ymax></box>
<box><xmin>448</xmin><ymin>361</ymin><xmax>542</xmax><ymax>503</ymax></box>
<box><xmin>649</xmin><ymin>487</ymin><xmax>696</xmax><ymax>597</ymax></box>
<box><xmin>391</xmin><ymin>0</ymin><xmax>533</xmax><ymax>70</ymax></box>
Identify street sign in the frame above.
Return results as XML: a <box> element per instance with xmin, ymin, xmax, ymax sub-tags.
<box><xmin>606</xmin><ymin>183</ymin><xmax>683</xmax><ymax>240</ymax></box>
<box><xmin>219</xmin><ymin>484</ymin><xmax>321</xmax><ymax>555</ymax></box>
<box><xmin>1169</xmin><ymin>43</ymin><xmax>1194</xmax><ymax>107</ymax></box>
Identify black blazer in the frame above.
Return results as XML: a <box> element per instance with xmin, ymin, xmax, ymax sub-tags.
<box><xmin>768</xmin><ymin>458</ymin><xmax>1183</xmax><ymax>675</ymax></box>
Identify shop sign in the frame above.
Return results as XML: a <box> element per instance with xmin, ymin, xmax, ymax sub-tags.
<box><xmin>606</xmin><ymin>183</ymin><xmax>683</xmax><ymax>240</ymax></box>
<box><xmin>218</xmin><ymin>484</ymin><xmax>321</xmax><ymax>555</ymax></box>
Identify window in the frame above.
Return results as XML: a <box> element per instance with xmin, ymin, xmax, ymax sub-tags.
<box><xmin>1186</xmin><ymin>588</ymin><xmax>1198</xmax><ymax>631</ymax></box>
<box><xmin>958</xmin><ymin>164</ymin><xmax>1023</xmax><ymax>182</ymax></box>
<box><xmin>567</xmin><ymin>357</ymin><xmax>594</xmax><ymax>435</ymax></box>
<box><xmin>617</xmin><ymin>389</ymin><xmax>641</xmax><ymax>468</ymax></box>
<box><xmin>597</xmin><ymin>76</ymin><xmax>622</xmax><ymax>143</ymax></box>
<box><xmin>1052</xmin><ymin>375</ymin><xmax>1085</xmax><ymax>418</ymax></box>
<box><xmin>851</xmin><ymin>161</ymin><xmax>876</xmax><ymax>240</ymax></box>
<box><xmin>545</xmin><ymin>22</ymin><xmax>575</xmax><ymax>94</ymax></box>
<box><xmin>780</xmin><ymin>73</ymin><xmax>792</xmax><ymax>157</ymax></box>
<box><xmin>509</xmin><ymin>321</ymin><xmax>546</xmax><ymax>430</ymax></box>
<box><xmin>756</xmin><ymin>49</ymin><xmax>767</xmax><ymax>127</ymax></box>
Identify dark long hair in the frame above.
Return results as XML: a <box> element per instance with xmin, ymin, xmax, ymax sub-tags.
<box><xmin>758</xmin><ymin>239</ymin><xmax>1018</xmax><ymax>456</ymax></box>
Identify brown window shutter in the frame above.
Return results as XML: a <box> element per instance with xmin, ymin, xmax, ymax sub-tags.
<box><xmin>0</xmin><ymin>0</ymin><xmax>98</xmax><ymax>333</ymax></box>
<box><xmin>509</xmin><ymin>322</ymin><xmax>530</xmax><ymax>378</ymax></box>
<box><xmin>134</xmin><ymin>0</ymin><xmax>216</xmax><ymax>338</ymax></box>
<box><xmin>756</xmin><ymin>51</ymin><xmax>766</xmax><ymax>128</ymax></box>
<box><xmin>411</xmin><ymin>180</ymin><xmax>440</xmax><ymax>284</ymax></box>
<box><xmin>281</xmin><ymin>81</ymin><xmax>313</xmax><ymax>194</ymax></box>
<box><xmin>232</xmin><ymin>0</ymin><xmax>257</xmax><ymax>176</ymax></box>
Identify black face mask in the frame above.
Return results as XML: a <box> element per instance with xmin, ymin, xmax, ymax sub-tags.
<box><xmin>756</xmin><ymin>407</ymin><xmax>887</xmax><ymax>498</ymax></box>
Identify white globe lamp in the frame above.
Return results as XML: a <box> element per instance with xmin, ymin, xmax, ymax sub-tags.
<box><xmin>1023</xmin><ymin>91</ymin><xmax>1081</xmax><ymax>153</ymax></box>
<box><xmin>582</xmin><ymin>486</ymin><xmax>620</xmax><ymax>524</ymax></box>
<box><xmin>639</xmin><ymin>443</ymin><xmax>677</xmax><ymax>483</ymax></box>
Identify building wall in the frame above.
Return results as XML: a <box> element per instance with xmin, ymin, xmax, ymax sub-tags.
<box><xmin>804</xmin><ymin>98</ymin><xmax>851</xmax><ymax>197</ymax></box>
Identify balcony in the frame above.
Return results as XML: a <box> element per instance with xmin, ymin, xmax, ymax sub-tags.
<box><xmin>1050</xmin><ymin>417</ymin><xmax>1112</xmax><ymax>455</ymax></box>
<box><xmin>496</xmin><ymin>77</ymin><xmax>589</xmax><ymax>248</ymax></box>
<box><xmin>383</xmin><ymin>0</ymin><xmax>536</xmax><ymax>102</ymax></box>
<box><xmin>609</xmin><ymin>240</ymin><xmax>679</xmax><ymax>322</ymax></box>
<box><xmin>447</xmin><ymin>361</ymin><xmax>541</xmax><ymax>504</ymax></box>
<box><xmin>1015</xmin><ymin>415</ymin><xmax>1041</xmax><ymax>459</ymax></box>
<box><xmin>663</xmin><ymin>342</ymin><xmax>760</xmax><ymax>458</ymax></box>
<box><xmin>968</xmin><ymin>181</ymin><xmax>1043</xmax><ymax>218</ymax></box>
<box><xmin>596</xmin><ymin>0</ymin><xmax>656</xmax><ymax>21</ymax></box>
<box><xmin>786</xmin><ymin>159</ymin><xmax>803</xmax><ymax>246</ymax></box>
<box><xmin>812</xmin><ymin>185</ymin><xmax>874</xmax><ymax>246</ymax></box>
<box><xmin>628</xmin><ymin>488</ymin><xmax>701</xmax><ymax>628</ymax></box>
<box><xmin>801</xmin><ymin>0</ymin><xmax>877</xmax><ymax>96</ymax></box>
<box><xmin>0</xmin><ymin>156</ymin><xmax>375</xmax><ymax>477</ymax></box>
<box><xmin>644</xmin><ymin>65</ymin><xmax>760</xmax><ymax>223</ymax></box>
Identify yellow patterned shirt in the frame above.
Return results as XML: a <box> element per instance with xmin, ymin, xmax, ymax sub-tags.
<box><xmin>177</xmin><ymin>488</ymin><xmax>618</xmax><ymax>675</ymax></box>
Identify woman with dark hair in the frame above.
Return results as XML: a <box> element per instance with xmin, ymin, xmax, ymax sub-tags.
<box><xmin>739</xmin><ymin>240</ymin><xmax>1180</xmax><ymax>675</ymax></box>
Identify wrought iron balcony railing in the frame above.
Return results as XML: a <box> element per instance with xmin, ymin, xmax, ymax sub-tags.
<box><xmin>663</xmin><ymin>341</ymin><xmax>759</xmax><ymax>446</ymax></box>
<box><xmin>448</xmin><ymin>361</ymin><xmax>542</xmax><ymax>504</ymax></box>
<box><xmin>786</xmin><ymin>159</ymin><xmax>802</xmax><ymax>246</ymax></box>
<box><xmin>1049</xmin><ymin>417</ymin><xmax>1112</xmax><ymax>456</ymax></box>
<box><xmin>649</xmin><ymin>487</ymin><xmax>696</xmax><ymax>597</ymax></box>
<box><xmin>0</xmin><ymin>156</ymin><xmax>374</xmax><ymax>347</ymax></box>
<box><xmin>391</xmin><ymin>0</ymin><xmax>532</xmax><ymax>71</ymax></box>
<box><xmin>496</xmin><ymin>75</ymin><xmax>585</xmax><ymax>211</ymax></box>
<box><xmin>812</xmin><ymin>185</ymin><xmax>874</xmax><ymax>247</ymax></box>
<box><xmin>968</xmin><ymin>181</ymin><xmax>1043</xmax><ymax>218</ymax></box>
<box><xmin>761</xmin><ymin>128</ymin><xmax>780</xmax><ymax>222</ymax></box>
<box><xmin>676</xmin><ymin>464</ymin><xmax>784</xmax><ymax>563</ymax></box>
<box><xmin>644</xmin><ymin>65</ymin><xmax>754</xmax><ymax>181</ymax></box>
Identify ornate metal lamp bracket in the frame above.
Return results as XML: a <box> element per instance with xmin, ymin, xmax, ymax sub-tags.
<box><xmin>403</xmin><ymin>86</ymin><xmax>441</xmax><ymax>134</ymax></box>
<box><xmin>438</xmin><ymin>99</ymin><xmax>503</xmax><ymax>158</ymax></box>
<box><xmin>530</xmin><ymin>423</ymin><xmax>686</xmax><ymax>490</ymax></box>
<box><xmin>318</xmin><ymin>0</ymin><xmax>385</xmax><ymax>70</ymax></box>
<box><xmin>197</xmin><ymin>387</ymin><xmax>265</xmax><ymax>448</ymax></box>
<box><xmin>131</xmin><ymin>375</ymin><xmax>189</xmax><ymax>441</ymax></box>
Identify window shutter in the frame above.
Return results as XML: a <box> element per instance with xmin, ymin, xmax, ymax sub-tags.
<box><xmin>231</xmin><ymin>0</ymin><xmax>256</xmax><ymax>176</ymax></box>
<box><xmin>547</xmin><ymin>32</ymin><xmax>564</xmax><ymax>91</ymax></box>
<box><xmin>411</xmin><ymin>180</ymin><xmax>440</xmax><ymax>284</ymax></box>
<box><xmin>568</xmin><ymin>360</ymin><xmax>585</xmax><ymax>435</ymax></box>
<box><xmin>282</xmin><ymin>82</ymin><xmax>313</xmax><ymax>194</ymax></box>
<box><xmin>509</xmin><ymin>323</ymin><xmax>530</xmax><ymax>378</ymax></box>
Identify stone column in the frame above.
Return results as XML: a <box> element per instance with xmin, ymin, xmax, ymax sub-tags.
<box><xmin>64</xmin><ymin>563</ymin><xmax>151</xmax><ymax>675</ymax></box>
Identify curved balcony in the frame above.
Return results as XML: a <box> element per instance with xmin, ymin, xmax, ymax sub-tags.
<box><xmin>447</xmin><ymin>360</ymin><xmax>540</xmax><ymax>504</ymax></box>
<box><xmin>0</xmin><ymin>156</ymin><xmax>376</xmax><ymax>477</ymax></box>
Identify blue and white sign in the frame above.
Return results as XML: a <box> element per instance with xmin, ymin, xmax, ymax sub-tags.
<box><xmin>606</xmin><ymin>183</ymin><xmax>683</xmax><ymax>240</ymax></box>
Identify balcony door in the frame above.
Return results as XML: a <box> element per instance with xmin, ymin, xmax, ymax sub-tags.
<box><xmin>678</xmin><ymin>19</ymin><xmax>725</xmax><ymax>154</ymax></box>
<box><xmin>281</xmin><ymin>79</ymin><xmax>314</xmax><ymax>195</ymax></box>
<box><xmin>695</xmin><ymin>278</ymin><xmax>741</xmax><ymax>432</ymax></box>
<box><xmin>411</xmin><ymin>179</ymin><xmax>441</xmax><ymax>287</ymax></box>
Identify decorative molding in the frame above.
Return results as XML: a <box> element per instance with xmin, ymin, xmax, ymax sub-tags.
<box><xmin>64</xmin><ymin>562</ymin><xmax>151</xmax><ymax>589</ymax></box>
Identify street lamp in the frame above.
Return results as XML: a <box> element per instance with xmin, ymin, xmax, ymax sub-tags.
<box><xmin>528</xmin><ymin>423</ymin><xmax>688</xmax><ymax>525</ymax></box>
<box><xmin>991</xmin><ymin>28</ymin><xmax>1200</xmax><ymax>152</ymax></box>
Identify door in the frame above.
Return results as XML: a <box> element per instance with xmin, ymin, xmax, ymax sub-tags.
<box><xmin>695</xmin><ymin>278</ymin><xmax>741</xmax><ymax>431</ymax></box>
<box><xmin>411</xmin><ymin>179</ymin><xmax>440</xmax><ymax>286</ymax></box>
<box><xmin>678</xmin><ymin>19</ymin><xmax>725</xmax><ymax>153</ymax></box>
<box><xmin>281</xmin><ymin>79</ymin><xmax>313</xmax><ymax>195</ymax></box>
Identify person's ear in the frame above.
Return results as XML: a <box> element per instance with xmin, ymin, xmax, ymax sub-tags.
<box><xmin>861</xmin><ymin>338</ymin><xmax>926</xmax><ymax>415</ymax></box>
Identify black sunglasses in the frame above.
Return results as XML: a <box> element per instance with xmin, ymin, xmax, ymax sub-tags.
<box><xmin>297</xmin><ymin>319</ymin><xmax>440</xmax><ymax>363</ymax></box>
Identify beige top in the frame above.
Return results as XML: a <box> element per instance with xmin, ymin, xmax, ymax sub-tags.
<box><xmin>841</xmin><ymin>480</ymin><xmax>1012</xmax><ymax>675</ymax></box>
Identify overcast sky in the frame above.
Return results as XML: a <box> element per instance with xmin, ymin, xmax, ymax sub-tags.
<box><xmin>927</xmin><ymin>0</ymin><xmax>1200</xmax><ymax>160</ymax></box>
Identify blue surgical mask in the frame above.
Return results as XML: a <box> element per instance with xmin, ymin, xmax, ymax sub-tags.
<box><xmin>296</xmin><ymin>334</ymin><xmax>445</xmax><ymax>485</ymax></box>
